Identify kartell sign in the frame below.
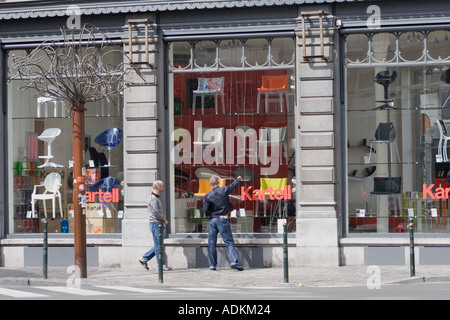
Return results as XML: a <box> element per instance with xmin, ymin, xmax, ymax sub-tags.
<box><xmin>241</xmin><ymin>185</ymin><xmax>292</xmax><ymax>201</ymax></box>
<box><xmin>423</xmin><ymin>183</ymin><xmax>450</xmax><ymax>199</ymax></box>
<box><xmin>85</xmin><ymin>188</ymin><xmax>120</xmax><ymax>203</ymax></box>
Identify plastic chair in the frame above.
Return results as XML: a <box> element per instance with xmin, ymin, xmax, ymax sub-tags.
<box><xmin>369</xmin><ymin>122</ymin><xmax>401</xmax><ymax>163</ymax></box>
<box><xmin>260</xmin><ymin>177</ymin><xmax>288</xmax><ymax>190</ymax></box>
<box><xmin>259</xmin><ymin>178</ymin><xmax>288</xmax><ymax>219</ymax></box>
<box><xmin>31</xmin><ymin>172</ymin><xmax>63</xmax><ymax>218</ymax></box>
<box><xmin>193</xmin><ymin>178</ymin><xmax>225</xmax><ymax>197</ymax></box>
<box><xmin>257</xmin><ymin>74</ymin><xmax>289</xmax><ymax>113</ymax></box>
<box><xmin>437</xmin><ymin>120</ymin><xmax>450</xmax><ymax>162</ymax></box>
<box><xmin>192</xmin><ymin>77</ymin><xmax>225</xmax><ymax>115</ymax></box>
<box><xmin>38</xmin><ymin>128</ymin><xmax>64</xmax><ymax>168</ymax></box>
<box><xmin>94</xmin><ymin>128</ymin><xmax>123</xmax><ymax>166</ymax></box>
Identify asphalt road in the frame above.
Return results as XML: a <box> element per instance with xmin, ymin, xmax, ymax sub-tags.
<box><xmin>1</xmin><ymin>281</ymin><xmax>450</xmax><ymax>301</ymax></box>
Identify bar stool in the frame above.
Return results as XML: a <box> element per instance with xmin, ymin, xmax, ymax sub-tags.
<box><xmin>38</xmin><ymin>128</ymin><xmax>64</xmax><ymax>168</ymax></box>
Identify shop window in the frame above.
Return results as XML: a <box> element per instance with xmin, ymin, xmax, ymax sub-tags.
<box><xmin>168</xmin><ymin>37</ymin><xmax>296</xmax><ymax>234</ymax></box>
<box><xmin>345</xmin><ymin>30</ymin><xmax>450</xmax><ymax>233</ymax></box>
<box><xmin>7</xmin><ymin>47</ymin><xmax>124</xmax><ymax>235</ymax></box>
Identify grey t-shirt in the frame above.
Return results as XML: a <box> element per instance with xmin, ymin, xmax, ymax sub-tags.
<box><xmin>148</xmin><ymin>192</ymin><xmax>164</xmax><ymax>223</ymax></box>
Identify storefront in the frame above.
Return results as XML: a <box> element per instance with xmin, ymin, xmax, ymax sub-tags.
<box><xmin>167</xmin><ymin>36</ymin><xmax>297</xmax><ymax>235</ymax></box>
<box><xmin>7</xmin><ymin>45</ymin><xmax>125</xmax><ymax>235</ymax></box>
<box><xmin>338</xmin><ymin>0</ymin><xmax>450</xmax><ymax>265</ymax></box>
<box><xmin>345</xmin><ymin>29</ymin><xmax>450</xmax><ymax>234</ymax></box>
<box><xmin>0</xmin><ymin>1</ymin><xmax>305</xmax><ymax>269</ymax></box>
<box><xmin>1</xmin><ymin>0</ymin><xmax>450</xmax><ymax>270</ymax></box>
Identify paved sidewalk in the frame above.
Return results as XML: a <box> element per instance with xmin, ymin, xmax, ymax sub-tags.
<box><xmin>1</xmin><ymin>264</ymin><xmax>450</xmax><ymax>288</ymax></box>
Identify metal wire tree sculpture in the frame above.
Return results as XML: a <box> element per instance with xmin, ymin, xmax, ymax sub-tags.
<box><xmin>12</xmin><ymin>24</ymin><xmax>142</xmax><ymax>278</ymax></box>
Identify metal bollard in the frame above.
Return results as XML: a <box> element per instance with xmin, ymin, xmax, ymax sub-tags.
<box><xmin>283</xmin><ymin>223</ymin><xmax>289</xmax><ymax>283</ymax></box>
<box><xmin>409</xmin><ymin>217</ymin><xmax>415</xmax><ymax>277</ymax></box>
<box><xmin>158</xmin><ymin>223</ymin><xmax>163</xmax><ymax>283</ymax></box>
<box><xmin>43</xmin><ymin>219</ymin><xmax>48</xmax><ymax>279</ymax></box>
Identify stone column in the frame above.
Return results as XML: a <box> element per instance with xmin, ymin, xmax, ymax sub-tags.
<box><xmin>121</xmin><ymin>19</ymin><xmax>161</xmax><ymax>269</ymax></box>
<box><xmin>0</xmin><ymin>47</ymin><xmax>4</xmax><ymax>240</ymax></box>
<box><xmin>293</xmin><ymin>8</ymin><xmax>340</xmax><ymax>266</ymax></box>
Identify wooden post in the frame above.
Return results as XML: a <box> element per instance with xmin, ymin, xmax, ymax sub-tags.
<box><xmin>72</xmin><ymin>104</ymin><xmax>87</xmax><ymax>278</ymax></box>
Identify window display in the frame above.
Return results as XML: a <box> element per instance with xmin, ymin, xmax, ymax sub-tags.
<box><xmin>168</xmin><ymin>37</ymin><xmax>297</xmax><ymax>234</ymax></box>
<box><xmin>345</xmin><ymin>30</ymin><xmax>450</xmax><ymax>233</ymax></box>
<box><xmin>7</xmin><ymin>47</ymin><xmax>124</xmax><ymax>234</ymax></box>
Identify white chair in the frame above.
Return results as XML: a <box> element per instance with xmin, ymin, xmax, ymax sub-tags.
<box><xmin>437</xmin><ymin>120</ymin><xmax>450</xmax><ymax>162</ymax></box>
<box><xmin>38</xmin><ymin>128</ymin><xmax>64</xmax><ymax>168</ymax></box>
<box><xmin>31</xmin><ymin>172</ymin><xmax>63</xmax><ymax>219</ymax></box>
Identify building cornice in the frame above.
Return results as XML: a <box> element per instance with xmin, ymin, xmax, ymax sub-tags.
<box><xmin>0</xmin><ymin>0</ymin><xmax>349</xmax><ymax>20</ymax></box>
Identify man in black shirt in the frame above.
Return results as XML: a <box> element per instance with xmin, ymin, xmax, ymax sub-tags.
<box><xmin>203</xmin><ymin>175</ymin><xmax>244</xmax><ymax>271</ymax></box>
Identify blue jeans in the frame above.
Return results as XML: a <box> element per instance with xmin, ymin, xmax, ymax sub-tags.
<box><xmin>208</xmin><ymin>217</ymin><xmax>239</xmax><ymax>267</ymax></box>
<box><xmin>142</xmin><ymin>222</ymin><xmax>165</xmax><ymax>266</ymax></box>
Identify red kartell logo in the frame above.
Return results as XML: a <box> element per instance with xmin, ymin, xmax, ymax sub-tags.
<box><xmin>241</xmin><ymin>185</ymin><xmax>292</xmax><ymax>201</ymax></box>
<box><xmin>422</xmin><ymin>184</ymin><xmax>450</xmax><ymax>199</ymax></box>
<box><xmin>85</xmin><ymin>188</ymin><xmax>120</xmax><ymax>203</ymax></box>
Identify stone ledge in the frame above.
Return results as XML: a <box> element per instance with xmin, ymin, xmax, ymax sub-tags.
<box><xmin>340</xmin><ymin>237</ymin><xmax>450</xmax><ymax>247</ymax></box>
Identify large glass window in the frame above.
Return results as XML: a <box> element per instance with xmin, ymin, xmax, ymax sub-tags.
<box><xmin>7</xmin><ymin>46</ymin><xmax>124</xmax><ymax>234</ymax></box>
<box><xmin>345</xmin><ymin>30</ymin><xmax>450</xmax><ymax>233</ymax></box>
<box><xmin>168</xmin><ymin>37</ymin><xmax>297</xmax><ymax>234</ymax></box>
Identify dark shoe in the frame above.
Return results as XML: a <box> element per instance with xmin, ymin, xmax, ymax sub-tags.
<box><xmin>231</xmin><ymin>264</ymin><xmax>244</xmax><ymax>271</ymax></box>
<box><xmin>139</xmin><ymin>259</ymin><xmax>149</xmax><ymax>270</ymax></box>
<box><xmin>210</xmin><ymin>266</ymin><xmax>216</xmax><ymax>271</ymax></box>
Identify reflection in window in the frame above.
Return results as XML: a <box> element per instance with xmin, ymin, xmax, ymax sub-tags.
<box><xmin>169</xmin><ymin>37</ymin><xmax>296</xmax><ymax>234</ymax></box>
<box><xmin>345</xmin><ymin>30</ymin><xmax>450</xmax><ymax>233</ymax></box>
<box><xmin>194</xmin><ymin>40</ymin><xmax>217</xmax><ymax>69</ymax></box>
<box><xmin>7</xmin><ymin>46</ymin><xmax>124</xmax><ymax>234</ymax></box>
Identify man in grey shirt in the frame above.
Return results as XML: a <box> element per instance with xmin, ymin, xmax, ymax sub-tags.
<box><xmin>139</xmin><ymin>180</ymin><xmax>170</xmax><ymax>271</ymax></box>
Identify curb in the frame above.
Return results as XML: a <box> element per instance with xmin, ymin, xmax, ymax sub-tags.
<box><xmin>388</xmin><ymin>275</ymin><xmax>450</xmax><ymax>285</ymax></box>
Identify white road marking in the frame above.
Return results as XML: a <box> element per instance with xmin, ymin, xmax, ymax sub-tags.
<box><xmin>34</xmin><ymin>286</ymin><xmax>110</xmax><ymax>296</ymax></box>
<box><xmin>175</xmin><ymin>287</ymin><xmax>230</xmax><ymax>291</ymax></box>
<box><xmin>0</xmin><ymin>287</ymin><xmax>47</xmax><ymax>298</ymax></box>
<box><xmin>94</xmin><ymin>285</ymin><xmax>171</xmax><ymax>294</ymax></box>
